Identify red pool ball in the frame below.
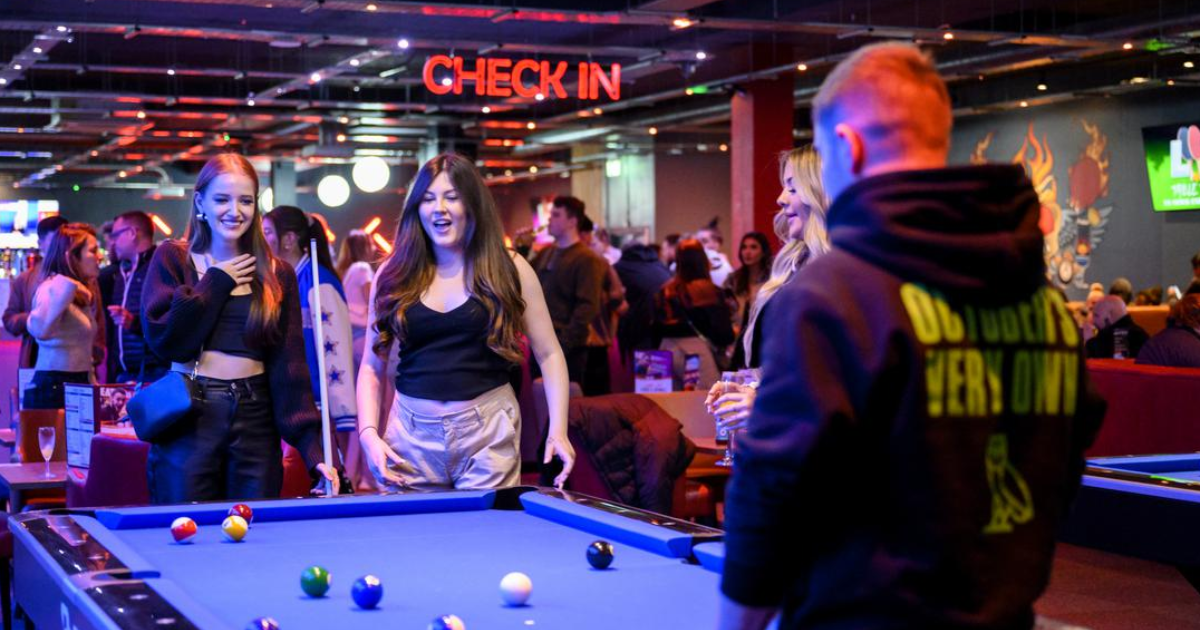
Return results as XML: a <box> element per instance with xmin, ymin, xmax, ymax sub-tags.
<box><xmin>229</xmin><ymin>503</ymin><xmax>253</xmax><ymax>525</ymax></box>
<box><xmin>170</xmin><ymin>517</ymin><xmax>197</xmax><ymax>544</ymax></box>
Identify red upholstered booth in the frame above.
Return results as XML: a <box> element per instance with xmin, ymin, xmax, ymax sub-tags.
<box><xmin>1086</xmin><ymin>359</ymin><xmax>1200</xmax><ymax>456</ymax></box>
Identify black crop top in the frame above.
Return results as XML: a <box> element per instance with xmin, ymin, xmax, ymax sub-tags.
<box><xmin>395</xmin><ymin>297</ymin><xmax>515</xmax><ymax>401</ymax></box>
<box><xmin>206</xmin><ymin>294</ymin><xmax>263</xmax><ymax>360</ymax></box>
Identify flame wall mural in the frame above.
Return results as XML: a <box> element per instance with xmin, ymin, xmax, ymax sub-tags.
<box><xmin>971</xmin><ymin>119</ymin><xmax>1115</xmax><ymax>290</ymax></box>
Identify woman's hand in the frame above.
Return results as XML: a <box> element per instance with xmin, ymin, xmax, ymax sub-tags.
<box><xmin>711</xmin><ymin>384</ymin><xmax>756</xmax><ymax>431</ymax></box>
<box><xmin>543</xmin><ymin>431</ymin><xmax>575</xmax><ymax>489</ymax></box>
<box><xmin>311</xmin><ymin>462</ymin><xmax>340</xmax><ymax>495</ymax></box>
<box><xmin>358</xmin><ymin>427</ymin><xmax>415</xmax><ymax>489</ymax></box>
<box><xmin>213</xmin><ymin>254</ymin><xmax>256</xmax><ymax>286</ymax></box>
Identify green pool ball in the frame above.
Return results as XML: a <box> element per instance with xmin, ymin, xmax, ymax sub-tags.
<box><xmin>300</xmin><ymin>565</ymin><xmax>331</xmax><ymax>598</ymax></box>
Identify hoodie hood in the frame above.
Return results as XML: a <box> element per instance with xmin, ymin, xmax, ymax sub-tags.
<box><xmin>827</xmin><ymin>164</ymin><xmax>1045</xmax><ymax>301</ymax></box>
<box><xmin>618</xmin><ymin>243</ymin><xmax>664</xmax><ymax>264</ymax></box>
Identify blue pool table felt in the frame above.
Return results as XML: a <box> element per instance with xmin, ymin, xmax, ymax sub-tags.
<box><xmin>73</xmin><ymin>496</ymin><xmax>720</xmax><ymax>629</ymax></box>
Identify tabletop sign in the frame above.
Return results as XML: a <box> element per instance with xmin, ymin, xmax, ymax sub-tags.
<box><xmin>423</xmin><ymin>55</ymin><xmax>621</xmax><ymax>101</ymax></box>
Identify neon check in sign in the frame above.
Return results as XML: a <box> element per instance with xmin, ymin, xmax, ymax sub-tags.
<box><xmin>423</xmin><ymin>55</ymin><xmax>622</xmax><ymax>101</ymax></box>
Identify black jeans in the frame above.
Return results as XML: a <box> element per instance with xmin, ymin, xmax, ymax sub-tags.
<box><xmin>24</xmin><ymin>370</ymin><xmax>90</xmax><ymax>410</ymax></box>
<box><xmin>147</xmin><ymin>374</ymin><xmax>282</xmax><ymax>504</ymax></box>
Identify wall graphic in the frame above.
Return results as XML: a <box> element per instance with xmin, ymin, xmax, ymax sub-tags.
<box><xmin>970</xmin><ymin>120</ymin><xmax>1114</xmax><ymax>291</ymax></box>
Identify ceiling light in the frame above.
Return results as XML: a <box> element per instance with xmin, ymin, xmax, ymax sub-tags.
<box><xmin>336</xmin><ymin>133</ymin><xmax>347</xmax><ymax>142</ymax></box>
<box><xmin>118</xmin><ymin>170</ymin><xmax>128</xmax><ymax>178</ymax></box>
<box><xmin>592</xmin><ymin>107</ymin><xmax>602</xmax><ymax>115</ymax></box>
<box><xmin>12</xmin><ymin>64</ymin><xmax>21</xmax><ymax>71</ymax></box>
<box><xmin>259</xmin><ymin>187</ymin><xmax>274</xmax><ymax>212</ymax></box>
<box><xmin>1167</xmin><ymin>79</ymin><xmax>1176</xmax><ymax>86</ymax></box>
<box><xmin>685</xmin><ymin>88</ymin><xmax>694</xmax><ymax>96</ymax></box>
<box><xmin>353</xmin><ymin>85</ymin><xmax>361</xmax><ymax>93</ymax></box>
<box><xmin>366</xmin><ymin>3</ymin><xmax>377</xmax><ymax>10</ymax></box>
<box><xmin>719</xmin><ymin>143</ymin><xmax>728</xmax><ymax>152</ymax></box>
<box><xmin>32</xmin><ymin>47</ymin><xmax>43</xmax><ymax>54</ymax></box>
<box><xmin>672</xmin><ymin>18</ymin><xmax>694</xmax><ymax>29</ymax></box>
<box><xmin>167</xmin><ymin>68</ymin><xmax>176</xmax><ymax>76</ymax></box>
<box><xmin>317</xmin><ymin>175</ymin><xmax>351</xmax><ymax>207</ymax></box>
<box><xmin>1122</xmin><ymin>41</ymin><xmax>1134</xmax><ymax>50</ymax></box>
<box><xmin>1037</xmin><ymin>83</ymin><xmax>1047</xmax><ymax>91</ymax></box>
<box><xmin>352</xmin><ymin>157</ymin><xmax>390</xmax><ymax>193</ymax></box>
<box><xmin>942</xmin><ymin>31</ymin><xmax>954</xmax><ymax>40</ymax></box>
<box><xmin>526</xmin><ymin>121</ymin><xmax>536</xmax><ymax>130</ymax></box>
<box><xmin>796</xmin><ymin>63</ymin><xmax>808</xmax><ymax>72</ymax></box>
<box><xmin>1019</xmin><ymin>101</ymin><xmax>1029</xmax><ymax>108</ymax></box>
<box><xmin>695</xmin><ymin>51</ymin><xmax>707</xmax><ymax>60</ymax></box>
<box><xmin>338</xmin><ymin>116</ymin><xmax>350</xmax><ymax>124</ymax></box>
<box><xmin>398</xmin><ymin>38</ymin><xmax>410</xmax><ymax>49</ymax></box>
<box><xmin>481</xmin><ymin>106</ymin><xmax>491</xmax><ymax>113</ymax></box>
<box><xmin>1130</xmin><ymin>76</ymin><xmax>1149</xmax><ymax>84</ymax></box>
<box><xmin>529</xmin><ymin>166</ymin><xmax>538</xmax><ymax>174</ymax></box>
<box><xmin>136</xmin><ymin>111</ymin><xmax>146</xmax><ymax>119</ymax></box>
<box><xmin>1185</xmin><ymin>61</ymin><xmax>1195</xmax><ymax>69</ymax></box>
<box><xmin>246</xmin><ymin>98</ymin><xmax>256</xmax><ymax>106</ymax></box>
<box><xmin>349</xmin><ymin>59</ymin><xmax>360</xmax><ymax>67</ymax></box>
<box><xmin>648</xmin><ymin>127</ymin><xmax>658</xmax><ymax>136</ymax></box>
<box><xmin>535</xmin><ymin>92</ymin><xmax>545</xmax><ymax>101</ymax></box>
<box><xmin>310</xmin><ymin>72</ymin><xmax>322</xmax><ymax>83</ymax></box>
<box><xmin>441</xmin><ymin>77</ymin><xmax>452</xmax><ymax>87</ymax></box>
<box><xmin>504</xmin><ymin>169</ymin><xmax>513</xmax><ymax>176</ymax></box>
<box><xmin>56</xmin><ymin>25</ymin><xmax>68</xmax><ymax>33</ymax></box>
<box><xmin>0</xmin><ymin>78</ymin><xmax>6</xmax><ymax>86</ymax></box>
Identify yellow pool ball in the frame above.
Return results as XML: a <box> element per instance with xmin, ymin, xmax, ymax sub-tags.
<box><xmin>221</xmin><ymin>515</ymin><xmax>248</xmax><ymax>542</ymax></box>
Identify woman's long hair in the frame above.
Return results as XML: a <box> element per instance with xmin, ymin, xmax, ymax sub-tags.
<box><xmin>742</xmin><ymin>146</ymin><xmax>831</xmax><ymax>364</ymax></box>
<box><xmin>336</xmin><ymin>229</ymin><xmax>377</xmax><ymax>278</ymax></box>
<box><xmin>267</xmin><ymin>205</ymin><xmax>337</xmax><ymax>278</ymax></box>
<box><xmin>187</xmin><ymin>153</ymin><xmax>283</xmax><ymax>343</ymax></box>
<box><xmin>728</xmin><ymin>231</ymin><xmax>773</xmax><ymax>298</ymax></box>
<box><xmin>40</xmin><ymin>222</ymin><xmax>99</xmax><ymax>308</ymax></box>
<box><xmin>372</xmin><ymin>153</ymin><xmax>525</xmax><ymax>363</ymax></box>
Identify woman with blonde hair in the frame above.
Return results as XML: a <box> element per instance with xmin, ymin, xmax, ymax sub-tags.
<box><xmin>707</xmin><ymin>146</ymin><xmax>831</xmax><ymax>424</ymax></box>
<box><xmin>141</xmin><ymin>153</ymin><xmax>338</xmax><ymax>503</ymax></box>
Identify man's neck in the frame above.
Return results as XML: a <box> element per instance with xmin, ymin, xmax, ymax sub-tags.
<box><xmin>555</xmin><ymin>233</ymin><xmax>580</xmax><ymax>250</ymax></box>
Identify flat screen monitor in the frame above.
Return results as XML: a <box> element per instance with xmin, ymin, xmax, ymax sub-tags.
<box><xmin>1142</xmin><ymin>122</ymin><xmax>1200</xmax><ymax>211</ymax></box>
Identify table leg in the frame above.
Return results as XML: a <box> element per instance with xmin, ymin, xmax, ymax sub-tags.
<box><xmin>8</xmin><ymin>488</ymin><xmax>20</xmax><ymax>516</ymax></box>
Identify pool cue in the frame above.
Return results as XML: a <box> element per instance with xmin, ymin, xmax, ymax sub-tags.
<box><xmin>310</xmin><ymin>239</ymin><xmax>336</xmax><ymax>496</ymax></box>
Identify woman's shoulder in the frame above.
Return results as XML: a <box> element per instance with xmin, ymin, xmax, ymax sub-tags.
<box><xmin>148</xmin><ymin>239</ymin><xmax>191</xmax><ymax>268</ymax></box>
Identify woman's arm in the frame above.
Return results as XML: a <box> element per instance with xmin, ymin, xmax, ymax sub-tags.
<box><xmin>513</xmin><ymin>254</ymin><xmax>575</xmax><ymax>488</ymax></box>
<box><xmin>28</xmin><ymin>275</ymin><xmax>77</xmax><ymax>340</ymax></box>
<box><xmin>355</xmin><ymin>275</ymin><xmax>414</xmax><ymax>487</ymax></box>
<box><xmin>140</xmin><ymin>242</ymin><xmax>237</xmax><ymax>363</ymax></box>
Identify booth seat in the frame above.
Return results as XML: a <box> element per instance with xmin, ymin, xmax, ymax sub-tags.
<box><xmin>65</xmin><ymin>433</ymin><xmax>150</xmax><ymax>508</ymax></box>
<box><xmin>1086</xmin><ymin>358</ymin><xmax>1200</xmax><ymax>456</ymax></box>
<box><xmin>1126</xmin><ymin>305</ymin><xmax>1170</xmax><ymax>337</ymax></box>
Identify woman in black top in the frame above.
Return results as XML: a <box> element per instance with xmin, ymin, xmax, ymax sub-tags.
<box><xmin>355</xmin><ymin>153</ymin><xmax>575</xmax><ymax>491</ymax></box>
<box><xmin>141</xmin><ymin>153</ymin><xmax>338</xmax><ymax>504</ymax></box>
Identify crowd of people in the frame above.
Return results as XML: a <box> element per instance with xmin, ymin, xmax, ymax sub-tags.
<box><xmin>7</xmin><ymin>38</ymin><xmax>1200</xmax><ymax>630</ymax></box>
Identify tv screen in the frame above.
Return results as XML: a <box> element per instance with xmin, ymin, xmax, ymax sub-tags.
<box><xmin>1142</xmin><ymin>122</ymin><xmax>1200</xmax><ymax>211</ymax></box>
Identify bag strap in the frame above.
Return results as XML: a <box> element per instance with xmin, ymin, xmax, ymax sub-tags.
<box><xmin>670</xmin><ymin>288</ymin><xmax>721</xmax><ymax>356</ymax></box>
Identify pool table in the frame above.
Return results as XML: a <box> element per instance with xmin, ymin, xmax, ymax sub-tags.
<box><xmin>12</xmin><ymin>487</ymin><xmax>726</xmax><ymax>630</ymax></box>
<box><xmin>1061</xmin><ymin>453</ymin><xmax>1200</xmax><ymax>589</ymax></box>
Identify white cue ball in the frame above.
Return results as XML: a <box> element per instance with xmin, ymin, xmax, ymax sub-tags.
<box><xmin>499</xmin><ymin>572</ymin><xmax>532</xmax><ymax>606</ymax></box>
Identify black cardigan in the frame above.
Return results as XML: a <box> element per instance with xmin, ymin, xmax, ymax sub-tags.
<box><xmin>141</xmin><ymin>240</ymin><xmax>324</xmax><ymax>470</ymax></box>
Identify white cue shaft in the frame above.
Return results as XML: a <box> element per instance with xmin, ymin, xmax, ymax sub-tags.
<box><xmin>310</xmin><ymin>239</ymin><xmax>336</xmax><ymax>496</ymax></box>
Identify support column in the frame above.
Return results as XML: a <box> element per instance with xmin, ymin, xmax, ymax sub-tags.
<box><xmin>270</xmin><ymin>159</ymin><xmax>297</xmax><ymax>207</ymax></box>
<box><xmin>570</xmin><ymin>144</ymin><xmax>605</xmax><ymax>223</ymax></box>
<box><xmin>730</xmin><ymin>76</ymin><xmax>794</xmax><ymax>246</ymax></box>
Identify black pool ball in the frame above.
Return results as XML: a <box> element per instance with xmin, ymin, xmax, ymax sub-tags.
<box><xmin>587</xmin><ymin>540</ymin><xmax>614</xmax><ymax>569</ymax></box>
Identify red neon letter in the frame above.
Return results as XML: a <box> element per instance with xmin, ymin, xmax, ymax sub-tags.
<box><xmin>487</xmin><ymin>58</ymin><xmax>513</xmax><ymax>97</ymax></box>
<box><xmin>512</xmin><ymin>59</ymin><xmax>539</xmax><ymax>98</ymax></box>
<box><xmin>541</xmin><ymin>61</ymin><xmax>568</xmax><ymax>99</ymax></box>
<box><xmin>590</xmin><ymin>63</ymin><xmax>621</xmax><ymax>101</ymax></box>
<box><xmin>423</xmin><ymin>55</ymin><xmax>453</xmax><ymax>95</ymax></box>
<box><xmin>578</xmin><ymin>62</ymin><xmax>589</xmax><ymax>99</ymax></box>
<box><xmin>453</xmin><ymin>57</ymin><xmax>487</xmax><ymax>96</ymax></box>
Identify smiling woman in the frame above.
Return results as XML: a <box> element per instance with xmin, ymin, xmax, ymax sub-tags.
<box><xmin>139</xmin><ymin>152</ymin><xmax>340</xmax><ymax>505</ymax></box>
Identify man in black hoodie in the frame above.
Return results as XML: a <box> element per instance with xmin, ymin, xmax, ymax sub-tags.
<box><xmin>719</xmin><ymin>43</ymin><xmax>1106</xmax><ymax>630</ymax></box>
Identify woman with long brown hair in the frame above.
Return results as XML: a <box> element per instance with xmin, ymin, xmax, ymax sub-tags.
<box><xmin>653</xmin><ymin>238</ymin><xmax>736</xmax><ymax>390</ymax></box>
<box><xmin>25</xmin><ymin>223</ymin><xmax>103</xmax><ymax>409</ymax></box>
<box><xmin>141</xmin><ymin>153</ymin><xmax>337</xmax><ymax>504</ymax></box>
<box><xmin>356</xmin><ymin>153</ymin><xmax>574</xmax><ymax>490</ymax></box>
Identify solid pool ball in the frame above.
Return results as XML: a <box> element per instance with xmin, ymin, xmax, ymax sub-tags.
<box><xmin>221</xmin><ymin>515</ymin><xmax>249</xmax><ymax>542</ymax></box>
<box><xmin>245</xmin><ymin>618</ymin><xmax>279</xmax><ymax>630</ymax></box>
<box><xmin>499</xmin><ymin>572</ymin><xmax>532</xmax><ymax>606</ymax></box>
<box><xmin>587</xmin><ymin>540</ymin><xmax>614</xmax><ymax>569</ymax></box>
<box><xmin>300</xmin><ymin>565</ymin><xmax>331</xmax><ymax>597</ymax></box>
<box><xmin>229</xmin><ymin>503</ymin><xmax>254</xmax><ymax>525</ymax></box>
<box><xmin>428</xmin><ymin>614</ymin><xmax>465</xmax><ymax>630</ymax></box>
<box><xmin>351</xmin><ymin>575</ymin><xmax>383</xmax><ymax>609</ymax></box>
<box><xmin>170</xmin><ymin>517</ymin><xmax>197</xmax><ymax>544</ymax></box>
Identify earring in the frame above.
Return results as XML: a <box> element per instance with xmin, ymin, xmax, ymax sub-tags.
<box><xmin>196</xmin><ymin>212</ymin><xmax>206</xmax><ymax>220</ymax></box>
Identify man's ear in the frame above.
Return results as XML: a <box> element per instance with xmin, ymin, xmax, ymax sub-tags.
<box><xmin>834</xmin><ymin>123</ymin><xmax>866</xmax><ymax>176</ymax></box>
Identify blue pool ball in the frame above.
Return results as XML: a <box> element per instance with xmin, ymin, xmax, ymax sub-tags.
<box><xmin>245</xmin><ymin>618</ymin><xmax>279</xmax><ymax>630</ymax></box>
<box><xmin>587</xmin><ymin>540</ymin><xmax>614</xmax><ymax>569</ymax></box>
<box><xmin>351</xmin><ymin>575</ymin><xmax>383</xmax><ymax>609</ymax></box>
<box><xmin>428</xmin><ymin>614</ymin><xmax>465</xmax><ymax>630</ymax></box>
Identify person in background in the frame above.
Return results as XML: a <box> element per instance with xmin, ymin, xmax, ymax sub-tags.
<box><xmin>710</xmin><ymin>146</ymin><xmax>831</xmax><ymax>425</ymax></box>
<box><xmin>718</xmin><ymin>43</ymin><xmax>1105</xmax><ymax>630</ymax></box>
<box><xmin>4</xmin><ymin>215</ymin><xmax>69</xmax><ymax>369</ymax></box>
<box><xmin>660</xmin><ymin>233</ymin><xmax>681</xmax><ymax>269</ymax></box>
<box><xmin>356</xmin><ymin>153</ymin><xmax>574</xmax><ymax>491</ymax></box>
<box><xmin>1136</xmin><ymin>294</ymin><xmax>1200</xmax><ymax>368</ymax></box>
<box><xmin>725</xmin><ymin>232</ymin><xmax>773</xmax><ymax>370</ymax></box>
<box><xmin>1086</xmin><ymin>295</ymin><xmax>1149</xmax><ymax>359</ymax></box>
<box><xmin>1188</xmin><ymin>251</ymin><xmax>1200</xmax><ymax>295</ymax></box>
<box><xmin>590</xmin><ymin>227</ymin><xmax>622</xmax><ymax>265</ymax></box>
<box><xmin>336</xmin><ymin>229</ymin><xmax>378</xmax><ymax>368</ymax></box>
<box><xmin>696</xmin><ymin>225</ymin><xmax>735</xmax><ymax>287</ymax></box>
<box><xmin>579</xmin><ymin>216</ymin><xmax>627</xmax><ymax>396</ymax></box>
<box><xmin>103</xmin><ymin>211</ymin><xmax>168</xmax><ymax>383</ymax></box>
<box><xmin>100</xmin><ymin>219</ymin><xmax>118</xmax><ymax>266</ymax></box>
<box><xmin>1109</xmin><ymin>277</ymin><xmax>1133</xmax><ymax>304</ymax></box>
<box><xmin>141</xmin><ymin>153</ymin><xmax>338</xmax><ymax>504</ymax></box>
<box><xmin>614</xmin><ymin>240</ymin><xmax>672</xmax><ymax>363</ymax></box>
<box><xmin>531</xmin><ymin>196</ymin><xmax>608</xmax><ymax>386</ymax></box>
<box><xmin>1081</xmin><ymin>284</ymin><xmax>1107</xmax><ymax>342</ymax></box>
<box><xmin>25</xmin><ymin>223</ymin><xmax>102</xmax><ymax>410</ymax></box>
<box><xmin>653</xmin><ymin>239</ymin><xmax>734</xmax><ymax>390</ymax></box>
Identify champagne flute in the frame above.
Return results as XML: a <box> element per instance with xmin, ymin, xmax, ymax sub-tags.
<box><xmin>714</xmin><ymin>372</ymin><xmax>739</xmax><ymax>467</ymax></box>
<box><xmin>38</xmin><ymin>426</ymin><xmax>56</xmax><ymax>478</ymax></box>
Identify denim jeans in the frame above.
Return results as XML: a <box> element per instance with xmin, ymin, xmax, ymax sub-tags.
<box><xmin>147</xmin><ymin>373</ymin><xmax>282</xmax><ymax>504</ymax></box>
